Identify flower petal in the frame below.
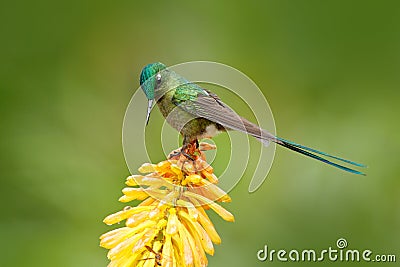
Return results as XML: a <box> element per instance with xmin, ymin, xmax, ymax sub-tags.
<box><xmin>100</xmin><ymin>227</ymin><xmax>132</xmax><ymax>249</ymax></box>
<box><xmin>200</xmin><ymin>170</ymin><xmax>218</xmax><ymax>184</ymax></box>
<box><xmin>103</xmin><ymin>206</ymin><xmax>154</xmax><ymax>225</ymax></box>
<box><xmin>178</xmin><ymin>210</ymin><xmax>214</xmax><ymax>256</ymax></box>
<box><xmin>176</xmin><ymin>199</ymin><xmax>199</xmax><ymax>220</ymax></box>
<box><xmin>198</xmin><ymin>142</ymin><xmax>216</xmax><ymax>151</ymax></box>
<box><xmin>138</xmin><ymin>163</ymin><xmax>156</xmax><ymax>173</ymax></box>
<box><xmin>171</xmin><ymin>233</ymin><xmax>184</xmax><ymax>265</ymax></box>
<box><xmin>166</xmin><ymin>208</ymin><xmax>179</xmax><ymax>235</ymax></box>
<box><xmin>161</xmin><ymin>235</ymin><xmax>174</xmax><ymax>267</ymax></box>
<box><xmin>126</xmin><ymin>211</ymin><xmax>148</xmax><ymax>228</ymax></box>
<box><xmin>120</xmin><ymin>188</ymin><xmax>149</xmax><ymax>202</ymax></box>
<box><xmin>184</xmin><ymin>191</ymin><xmax>234</xmax><ymax>222</ymax></box>
<box><xmin>197</xmin><ymin>211</ymin><xmax>221</xmax><ymax>244</ymax></box>
<box><xmin>177</xmin><ymin>220</ymin><xmax>194</xmax><ymax>266</ymax></box>
<box><xmin>138</xmin><ymin>197</ymin><xmax>156</xmax><ymax>207</ymax></box>
<box><xmin>180</xmin><ymin>219</ymin><xmax>206</xmax><ymax>267</ymax></box>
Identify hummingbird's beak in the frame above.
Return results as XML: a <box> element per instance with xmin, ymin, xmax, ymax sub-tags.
<box><xmin>146</xmin><ymin>99</ymin><xmax>154</xmax><ymax>125</ymax></box>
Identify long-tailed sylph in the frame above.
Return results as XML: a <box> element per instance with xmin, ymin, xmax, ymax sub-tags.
<box><xmin>139</xmin><ymin>62</ymin><xmax>365</xmax><ymax>175</ymax></box>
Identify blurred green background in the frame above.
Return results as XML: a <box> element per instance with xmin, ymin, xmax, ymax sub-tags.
<box><xmin>1</xmin><ymin>1</ymin><xmax>399</xmax><ymax>266</ymax></box>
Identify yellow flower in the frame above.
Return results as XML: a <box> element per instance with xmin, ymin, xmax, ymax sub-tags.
<box><xmin>100</xmin><ymin>143</ymin><xmax>234</xmax><ymax>267</ymax></box>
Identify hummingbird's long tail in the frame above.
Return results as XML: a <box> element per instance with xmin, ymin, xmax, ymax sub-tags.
<box><xmin>274</xmin><ymin>137</ymin><xmax>366</xmax><ymax>175</ymax></box>
<box><xmin>230</xmin><ymin>117</ymin><xmax>365</xmax><ymax>175</ymax></box>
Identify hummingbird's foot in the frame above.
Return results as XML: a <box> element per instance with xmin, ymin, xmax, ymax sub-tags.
<box><xmin>168</xmin><ymin>140</ymin><xmax>199</xmax><ymax>161</ymax></box>
<box><xmin>168</xmin><ymin>149</ymin><xmax>180</xmax><ymax>159</ymax></box>
<box><xmin>168</xmin><ymin>148</ymin><xmax>196</xmax><ymax>161</ymax></box>
<box><xmin>180</xmin><ymin>150</ymin><xmax>196</xmax><ymax>161</ymax></box>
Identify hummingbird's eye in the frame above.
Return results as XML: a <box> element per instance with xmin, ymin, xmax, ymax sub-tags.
<box><xmin>156</xmin><ymin>73</ymin><xmax>162</xmax><ymax>84</ymax></box>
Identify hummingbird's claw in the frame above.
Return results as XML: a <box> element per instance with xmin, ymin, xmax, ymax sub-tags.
<box><xmin>168</xmin><ymin>150</ymin><xmax>181</xmax><ymax>159</ymax></box>
<box><xmin>181</xmin><ymin>151</ymin><xmax>195</xmax><ymax>161</ymax></box>
<box><xmin>168</xmin><ymin>149</ymin><xmax>196</xmax><ymax>161</ymax></box>
<box><xmin>168</xmin><ymin>140</ymin><xmax>200</xmax><ymax>161</ymax></box>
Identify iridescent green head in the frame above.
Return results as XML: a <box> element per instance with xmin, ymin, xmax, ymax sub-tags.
<box><xmin>139</xmin><ymin>62</ymin><xmax>167</xmax><ymax>124</ymax></box>
<box><xmin>140</xmin><ymin>62</ymin><xmax>167</xmax><ymax>100</ymax></box>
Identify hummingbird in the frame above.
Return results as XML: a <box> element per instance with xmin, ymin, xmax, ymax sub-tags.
<box><xmin>139</xmin><ymin>62</ymin><xmax>365</xmax><ymax>175</ymax></box>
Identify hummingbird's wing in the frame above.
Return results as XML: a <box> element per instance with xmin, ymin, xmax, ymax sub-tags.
<box><xmin>172</xmin><ymin>83</ymin><xmax>366</xmax><ymax>175</ymax></box>
<box><xmin>172</xmin><ymin>84</ymin><xmax>276</xmax><ymax>145</ymax></box>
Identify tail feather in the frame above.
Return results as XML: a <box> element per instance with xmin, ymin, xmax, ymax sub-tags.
<box><xmin>237</xmin><ymin>118</ymin><xmax>366</xmax><ymax>175</ymax></box>
<box><xmin>275</xmin><ymin>137</ymin><xmax>366</xmax><ymax>175</ymax></box>
<box><xmin>276</xmin><ymin>137</ymin><xmax>366</xmax><ymax>167</ymax></box>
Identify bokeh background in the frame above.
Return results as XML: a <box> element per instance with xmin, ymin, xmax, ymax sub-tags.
<box><xmin>1</xmin><ymin>1</ymin><xmax>399</xmax><ymax>266</ymax></box>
